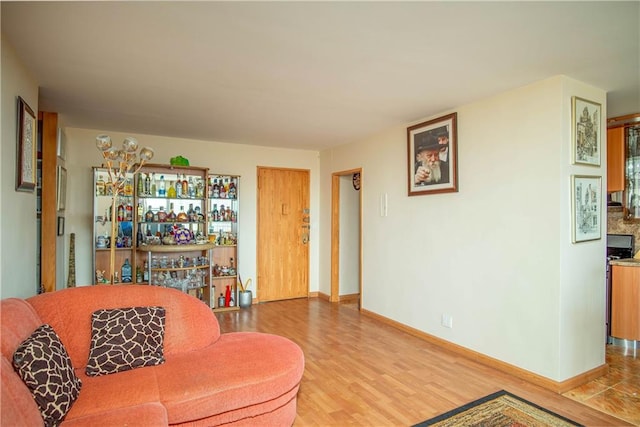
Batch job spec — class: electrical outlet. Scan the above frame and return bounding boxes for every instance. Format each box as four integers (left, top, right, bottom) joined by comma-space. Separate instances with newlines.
441, 314, 453, 328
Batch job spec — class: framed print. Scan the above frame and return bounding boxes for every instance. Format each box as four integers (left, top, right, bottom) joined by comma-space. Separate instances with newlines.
16, 96, 37, 192
572, 96, 601, 166
571, 175, 601, 243
57, 166, 67, 211
57, 216, 65, 236
408, 112, 458, 196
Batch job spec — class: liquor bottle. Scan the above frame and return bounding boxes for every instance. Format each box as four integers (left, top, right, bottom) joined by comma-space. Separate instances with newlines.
143, 260, 149, 282
207, 177, 213, 195
212, 204, 219, 222
144, 173, 151, 196
219, 181, 227, 199
167, 203, 177, 222
121, 259, 132, 283
158, 175, 166, 197
125, 204, 133, 221
219, 204, 226, 221
187, 203, 195, 222
137, 174, 144, 196
137, 203, 144, 222
226, 206, 232, 222
167, 181, 177, 198
188, 177, 195, 198
213, 179, 220, 198
117, 202, 125, 222
224, 178, 230, 197
228, 178, 236, 199
196, 179, 204, 199
124, 178, 133, 196
177, 205, 188, 222
194, 206, 204, 222
151, 173, 157, 197
157, 206, 167, 222
145, 206, 154, 222
181, 174, 188, 197
225, 285, 231, 307
96, 175, 106, 195
137, 227, 143, 246
175, 177, 182, 198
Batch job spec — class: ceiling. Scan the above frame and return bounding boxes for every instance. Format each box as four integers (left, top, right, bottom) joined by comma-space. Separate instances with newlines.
2, 1, 639, 151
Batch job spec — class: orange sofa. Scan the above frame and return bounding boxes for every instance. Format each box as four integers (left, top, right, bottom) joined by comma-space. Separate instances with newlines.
1, 285, 304, 426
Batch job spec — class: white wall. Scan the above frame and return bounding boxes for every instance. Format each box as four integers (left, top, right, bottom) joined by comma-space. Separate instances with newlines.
1, 36, 39, 298
62, 128, 320, 295
339, 175, 360, 295
319, 75, 607, 382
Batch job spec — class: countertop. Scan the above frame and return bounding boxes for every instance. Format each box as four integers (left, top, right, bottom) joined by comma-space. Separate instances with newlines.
609, 258, 640, 267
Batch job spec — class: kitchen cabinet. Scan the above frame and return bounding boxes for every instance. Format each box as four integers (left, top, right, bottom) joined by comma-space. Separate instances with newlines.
611, 263, 640, 341
607, 126, 625, 193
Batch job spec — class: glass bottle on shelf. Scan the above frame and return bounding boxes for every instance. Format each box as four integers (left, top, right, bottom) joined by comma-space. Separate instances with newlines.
151, 173, 157, 197
167, 203, 177, 222
176, 177, 183, 198
212, 204, 219, 221
181, 174, 188, 197
125, 203, 133, 221
167, 181, 177, 198
213, 179, 220, 198
228, 178, 236, 199
121, 259, 132, 283
157, 206, 167, 222
144, 173, 151, 196
188, 177, 195, 198
96, 175, 106, 196
158, 175, 166, 197
117, 202, 125, 222
177, 205, 188, 222
219, 181, 227, 199
145, 206, 154, 222
137, 203, 144, 222
187, 203, 195, 222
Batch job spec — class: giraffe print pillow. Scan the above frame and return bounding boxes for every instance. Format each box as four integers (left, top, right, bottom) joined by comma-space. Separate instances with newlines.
13, 324, 82, 427
85, 306, 166, 377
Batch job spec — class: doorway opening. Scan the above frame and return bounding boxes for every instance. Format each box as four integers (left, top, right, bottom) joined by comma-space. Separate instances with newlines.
330, 169, 362, 308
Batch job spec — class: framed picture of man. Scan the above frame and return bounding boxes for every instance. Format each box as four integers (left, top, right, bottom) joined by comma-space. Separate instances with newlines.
571, 96, 601, 166
407, 112, 458, 196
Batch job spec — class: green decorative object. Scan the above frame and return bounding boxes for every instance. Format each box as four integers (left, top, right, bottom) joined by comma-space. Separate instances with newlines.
170, 156, 190, 166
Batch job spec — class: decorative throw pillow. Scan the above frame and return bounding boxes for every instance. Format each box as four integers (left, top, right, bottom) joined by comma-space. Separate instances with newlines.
85, 306, 165, 376
12, 324, 82, 427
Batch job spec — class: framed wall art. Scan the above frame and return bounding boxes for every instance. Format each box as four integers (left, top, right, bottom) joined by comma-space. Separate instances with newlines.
16, 96, 37, 192
571, 96, 601, 166
407, 112, 458, 196
571, 175, 601, 243
57, 166, 67, 211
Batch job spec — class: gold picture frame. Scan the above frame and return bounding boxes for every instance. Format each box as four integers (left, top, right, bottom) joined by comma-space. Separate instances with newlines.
407, 112, 458, 196
16, 96, 37, 192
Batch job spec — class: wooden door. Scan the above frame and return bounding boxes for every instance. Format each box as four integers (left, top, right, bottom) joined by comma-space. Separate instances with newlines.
257, 167, 310, 301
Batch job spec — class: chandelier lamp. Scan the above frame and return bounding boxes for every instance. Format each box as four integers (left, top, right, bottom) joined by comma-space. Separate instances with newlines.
95, 134, 154, 284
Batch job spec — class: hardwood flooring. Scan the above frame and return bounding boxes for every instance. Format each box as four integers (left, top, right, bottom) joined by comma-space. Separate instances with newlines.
215, 298, 636, 426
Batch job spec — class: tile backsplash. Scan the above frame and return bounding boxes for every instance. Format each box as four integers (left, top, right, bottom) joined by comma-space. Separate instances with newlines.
607, 207, 640, 254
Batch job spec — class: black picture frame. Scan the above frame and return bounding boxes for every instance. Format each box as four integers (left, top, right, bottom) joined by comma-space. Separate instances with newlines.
57, 216, 65, 236
16, 96, 37, 192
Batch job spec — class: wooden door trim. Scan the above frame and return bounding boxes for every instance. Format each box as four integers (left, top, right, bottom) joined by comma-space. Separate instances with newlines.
330, 168, 362, 307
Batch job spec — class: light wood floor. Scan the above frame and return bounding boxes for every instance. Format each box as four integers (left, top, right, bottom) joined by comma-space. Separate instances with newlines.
215, 298, 634, 426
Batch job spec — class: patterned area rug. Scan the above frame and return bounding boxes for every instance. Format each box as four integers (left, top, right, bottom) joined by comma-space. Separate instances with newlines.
414, 390, 584, 427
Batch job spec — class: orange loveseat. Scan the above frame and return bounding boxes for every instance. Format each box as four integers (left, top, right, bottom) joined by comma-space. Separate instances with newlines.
1, 285, 305, 426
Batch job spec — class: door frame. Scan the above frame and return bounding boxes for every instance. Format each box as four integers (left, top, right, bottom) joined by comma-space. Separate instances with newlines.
330, 168, 362, 307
